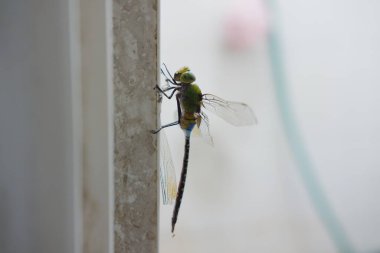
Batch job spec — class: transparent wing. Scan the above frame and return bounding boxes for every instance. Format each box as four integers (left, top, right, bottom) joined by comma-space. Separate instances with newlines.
196, 112, 214, 146
159, 131, 177, 205
190, 113, 214, 146
202, 94, 258, 126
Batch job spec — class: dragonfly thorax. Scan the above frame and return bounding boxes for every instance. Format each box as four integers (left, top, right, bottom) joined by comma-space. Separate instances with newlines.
179, 83, 202, 115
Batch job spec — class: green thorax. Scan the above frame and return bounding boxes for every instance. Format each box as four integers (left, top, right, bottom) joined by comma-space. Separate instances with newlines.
179, 83, 202, 114
174, 66, 203, 133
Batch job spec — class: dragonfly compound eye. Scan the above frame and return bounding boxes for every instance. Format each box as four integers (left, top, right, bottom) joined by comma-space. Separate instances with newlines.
174, 66, 190, 82
180, 72, 196, 84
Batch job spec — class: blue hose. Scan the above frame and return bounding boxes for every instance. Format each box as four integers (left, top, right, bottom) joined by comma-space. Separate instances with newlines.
266, 1, 356, 252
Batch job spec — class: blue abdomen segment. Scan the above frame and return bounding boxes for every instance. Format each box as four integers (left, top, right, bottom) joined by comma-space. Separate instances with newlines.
184, 123, 196, 137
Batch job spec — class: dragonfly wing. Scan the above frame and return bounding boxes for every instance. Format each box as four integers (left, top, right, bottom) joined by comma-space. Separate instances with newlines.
202, 94, 258, 126
159, 131, 177, 205
197, 112, 214, 146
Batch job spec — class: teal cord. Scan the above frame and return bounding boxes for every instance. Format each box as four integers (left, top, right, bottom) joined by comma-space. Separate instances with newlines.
266, 1, 356, 252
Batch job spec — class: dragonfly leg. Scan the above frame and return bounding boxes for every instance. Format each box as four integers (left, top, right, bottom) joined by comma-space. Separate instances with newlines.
150, 121, 179, 134
161, 68, 179, 86
154, 85, 179, 99
151, 94, 182, 134
175, 93, 182, 121
163, 78, 173, 87
161, 63, 179, 85
161, 68, 174, 83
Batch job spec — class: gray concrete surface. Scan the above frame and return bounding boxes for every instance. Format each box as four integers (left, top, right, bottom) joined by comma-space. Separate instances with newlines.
113, 0, 159, 252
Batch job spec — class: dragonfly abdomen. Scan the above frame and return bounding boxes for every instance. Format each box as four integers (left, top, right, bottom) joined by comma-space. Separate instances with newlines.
180, 114, 196, 137
172, 135, 191, 233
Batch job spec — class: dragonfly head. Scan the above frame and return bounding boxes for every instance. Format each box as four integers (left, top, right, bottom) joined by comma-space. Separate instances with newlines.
174, 66, 196, 84
180, 72, 196, 84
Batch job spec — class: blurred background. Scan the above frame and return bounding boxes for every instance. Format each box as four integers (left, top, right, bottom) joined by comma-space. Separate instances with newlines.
1, 0, 380, 252
159, 0, 380, 253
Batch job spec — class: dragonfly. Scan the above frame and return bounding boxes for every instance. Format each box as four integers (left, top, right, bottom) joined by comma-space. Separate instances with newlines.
152, 64, 257, 233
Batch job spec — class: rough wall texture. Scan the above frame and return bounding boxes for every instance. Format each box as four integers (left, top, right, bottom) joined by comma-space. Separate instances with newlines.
113, 0, 158, 252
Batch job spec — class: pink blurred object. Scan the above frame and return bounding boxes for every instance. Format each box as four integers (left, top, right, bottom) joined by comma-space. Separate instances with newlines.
224, 0, 268, 50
